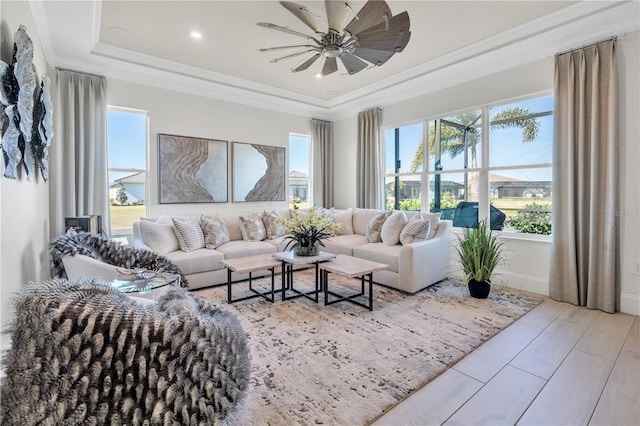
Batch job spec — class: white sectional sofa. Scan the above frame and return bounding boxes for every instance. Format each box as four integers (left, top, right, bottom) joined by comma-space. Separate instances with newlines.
132, 208, 452, 293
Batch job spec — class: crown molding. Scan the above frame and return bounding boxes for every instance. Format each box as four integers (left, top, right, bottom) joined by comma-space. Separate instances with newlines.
29, 0, 639, 121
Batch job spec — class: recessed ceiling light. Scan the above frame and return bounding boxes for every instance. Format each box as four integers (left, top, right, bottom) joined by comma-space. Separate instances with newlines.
190, 30, 203, 40
314, 73, 323, 79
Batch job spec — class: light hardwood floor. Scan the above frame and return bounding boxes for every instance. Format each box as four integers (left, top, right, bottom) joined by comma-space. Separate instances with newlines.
372, 297, 640, 426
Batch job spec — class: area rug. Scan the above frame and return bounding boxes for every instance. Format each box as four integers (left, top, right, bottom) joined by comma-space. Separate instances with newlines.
195, 271, 541, 425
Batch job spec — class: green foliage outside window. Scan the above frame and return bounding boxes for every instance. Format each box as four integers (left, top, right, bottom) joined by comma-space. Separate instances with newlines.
506, 202, 552, 235
115, 182, 128, 205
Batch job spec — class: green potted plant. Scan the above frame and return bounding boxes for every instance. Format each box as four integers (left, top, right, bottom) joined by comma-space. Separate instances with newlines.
277, 206, 343, 256
456, 220, 504, 298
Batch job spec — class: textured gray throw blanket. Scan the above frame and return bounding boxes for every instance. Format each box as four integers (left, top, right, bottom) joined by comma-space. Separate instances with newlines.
0, 278, 250, 425
50, 231, 188, 287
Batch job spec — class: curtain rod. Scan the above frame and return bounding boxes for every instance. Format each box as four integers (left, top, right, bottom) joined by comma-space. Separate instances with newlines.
55, 67, 106, 79
555, 35, 618, 57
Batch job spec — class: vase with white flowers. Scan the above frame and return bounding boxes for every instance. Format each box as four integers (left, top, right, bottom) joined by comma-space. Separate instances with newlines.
277, 206, 343, 256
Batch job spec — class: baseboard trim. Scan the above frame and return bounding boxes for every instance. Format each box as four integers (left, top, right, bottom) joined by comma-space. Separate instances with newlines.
620, 293, 640, 316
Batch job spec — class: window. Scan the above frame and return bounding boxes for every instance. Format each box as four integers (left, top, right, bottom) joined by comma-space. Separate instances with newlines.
384, 94, 553, 235
107, 107, 148, 234
288, 133, 310, 209
383, 123, 423, 210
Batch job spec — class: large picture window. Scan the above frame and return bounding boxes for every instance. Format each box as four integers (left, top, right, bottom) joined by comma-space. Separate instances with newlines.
383, 94, 553, 235
288, 133, 310, 209
107, 107, 148, 234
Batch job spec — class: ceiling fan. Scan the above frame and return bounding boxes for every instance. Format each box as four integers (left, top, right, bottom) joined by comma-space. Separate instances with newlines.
257, 0, 411, 77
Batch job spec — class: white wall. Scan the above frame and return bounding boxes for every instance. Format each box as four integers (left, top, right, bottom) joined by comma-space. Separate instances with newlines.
333, 32, 640, 315
0, 2, 51, 351
107, 80, 310, 218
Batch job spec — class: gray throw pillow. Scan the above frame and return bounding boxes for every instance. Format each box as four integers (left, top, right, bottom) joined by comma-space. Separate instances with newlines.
239, 213, 267, 241
366, 211, 391, 243
200, 215, 230, 249
262, 210, 285, 239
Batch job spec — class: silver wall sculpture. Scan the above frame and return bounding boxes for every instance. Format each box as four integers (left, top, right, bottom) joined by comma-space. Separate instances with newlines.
0, 25, 52, 182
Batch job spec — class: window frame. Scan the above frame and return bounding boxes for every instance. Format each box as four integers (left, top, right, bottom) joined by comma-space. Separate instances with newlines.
107, 105, 150, 235
288, 132, 312, 209
383, 90, 553, 240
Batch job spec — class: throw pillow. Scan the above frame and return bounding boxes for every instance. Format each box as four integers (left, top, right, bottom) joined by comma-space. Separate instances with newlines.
239, 213, 267, 241
381, 211, 408, 246
399, 219, 431, 245
262, 210, 285, 239
366, 211, 391, 243
172, 217, 205, 252
421, 212, 441, 239
139, 220, 180, 254
200, 215, 230, 249
334, 208, 354, 235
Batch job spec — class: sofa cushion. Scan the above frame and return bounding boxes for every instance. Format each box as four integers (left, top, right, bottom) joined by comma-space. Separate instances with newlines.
322, 234, 369, 256
239, 213, 267, 241
139, 220, 180, 254
262, 210, 285, 239
353, 243, 400, 273
264, 236, 291, 252
381, 211, 408, 246
399, 219, 431, 245
353, 208, 386, 235
172, 217, 205, 252
200, 215, 231, 249
216, 240, 276, 259
366, 211, 391, 243
165, 248, 225, 274
331, 208, 354, 235
421, 212, 441, 239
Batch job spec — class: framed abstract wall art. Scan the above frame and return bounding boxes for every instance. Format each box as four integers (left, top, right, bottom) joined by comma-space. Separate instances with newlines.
158, 134, 228, 203
232, 142, 286, 202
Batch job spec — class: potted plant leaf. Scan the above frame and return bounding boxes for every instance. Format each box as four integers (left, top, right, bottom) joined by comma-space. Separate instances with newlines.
277, 206, 343, 256
456, 220, 504, 298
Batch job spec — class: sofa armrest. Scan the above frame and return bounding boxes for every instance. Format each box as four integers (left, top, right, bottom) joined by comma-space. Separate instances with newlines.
397, 220, 452, 292
132, 239, 153, 252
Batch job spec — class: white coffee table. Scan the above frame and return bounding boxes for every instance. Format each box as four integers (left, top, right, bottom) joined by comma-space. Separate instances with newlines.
319, 255, 389, 311
271, 251, 336, 302
221, 254, 282, 303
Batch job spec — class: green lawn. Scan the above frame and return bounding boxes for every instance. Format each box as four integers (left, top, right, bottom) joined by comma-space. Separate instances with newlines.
110, 205, 146, 230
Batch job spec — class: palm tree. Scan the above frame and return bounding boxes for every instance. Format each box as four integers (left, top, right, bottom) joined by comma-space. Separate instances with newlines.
410, 107, 541, 173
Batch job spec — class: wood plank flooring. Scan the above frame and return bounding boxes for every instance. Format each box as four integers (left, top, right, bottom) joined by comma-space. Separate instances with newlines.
372, 297, 640, 426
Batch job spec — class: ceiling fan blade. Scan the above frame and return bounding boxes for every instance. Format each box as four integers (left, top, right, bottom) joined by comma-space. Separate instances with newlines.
355, 12, 410, 51
325, 0, 351, 32
260, 44, 318, 52
257, 22, 317, 41
344, 0, 391, 36
280, 1, 324, 33
339, 52, 369, 74
321, 57, 338, 76
270, 49, 316, 63
352, 48, 395, 66
293, 54, 321, 72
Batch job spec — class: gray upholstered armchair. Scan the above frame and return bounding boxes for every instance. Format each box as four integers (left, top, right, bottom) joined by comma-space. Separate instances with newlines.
0, 278, 250, 424
50, 231, 188, 287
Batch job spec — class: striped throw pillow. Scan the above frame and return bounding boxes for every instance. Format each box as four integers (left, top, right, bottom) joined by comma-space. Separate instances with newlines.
172, 217, 205, 252
399, 219, 431, 245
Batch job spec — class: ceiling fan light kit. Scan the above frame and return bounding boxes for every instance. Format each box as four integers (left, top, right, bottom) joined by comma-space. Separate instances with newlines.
258, 0, 411, 77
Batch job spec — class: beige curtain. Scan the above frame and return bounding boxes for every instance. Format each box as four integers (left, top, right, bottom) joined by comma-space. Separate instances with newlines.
357, 108, 382, 209
549, 39, 618, 313
49, 69, 110, 237
310, 118, 333, 208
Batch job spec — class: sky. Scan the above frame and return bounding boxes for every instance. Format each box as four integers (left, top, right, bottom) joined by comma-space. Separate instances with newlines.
107, 109, 147, 184
383, 95, 553, 182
